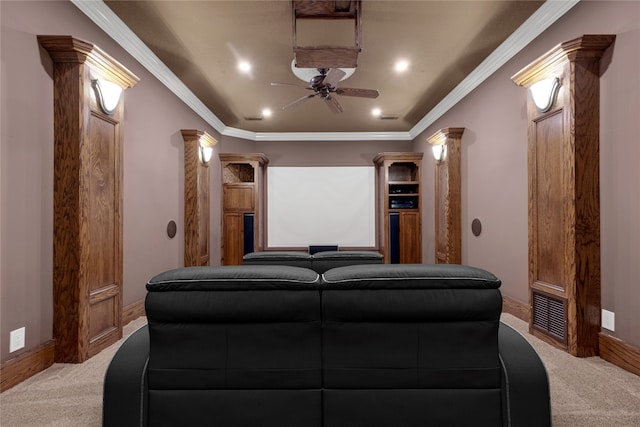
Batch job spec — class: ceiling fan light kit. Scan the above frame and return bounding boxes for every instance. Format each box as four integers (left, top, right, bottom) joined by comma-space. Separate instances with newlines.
291, 59, 355, 83
272, 0, 379, 114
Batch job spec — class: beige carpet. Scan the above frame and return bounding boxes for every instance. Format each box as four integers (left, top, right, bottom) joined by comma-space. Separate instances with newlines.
1, 314, 639, 426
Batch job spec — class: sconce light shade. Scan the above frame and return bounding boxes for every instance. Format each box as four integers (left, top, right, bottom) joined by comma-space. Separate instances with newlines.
432, 143, 446, 162
199, 144, 213, 165
92, 79, 123, 114
530, 77, 560, 113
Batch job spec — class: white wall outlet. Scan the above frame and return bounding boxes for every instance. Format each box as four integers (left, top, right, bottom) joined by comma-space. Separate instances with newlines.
9, 327, 26, 353
602, 309, 615, 332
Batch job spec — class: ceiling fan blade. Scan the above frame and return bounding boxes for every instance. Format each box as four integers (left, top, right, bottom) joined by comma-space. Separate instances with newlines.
323, 95, 344, 114
323, 68, 346, 88
335, 87, 380, 98
271, 82, 311, 90
282, 93, 317, 110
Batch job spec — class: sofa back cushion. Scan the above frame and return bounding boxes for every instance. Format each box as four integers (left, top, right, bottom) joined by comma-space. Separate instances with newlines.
242, 251, 313, 269
321, 264, 504, 426
311, 250, 383, 273
321, 264, 503, 389
145, 265, 322, 391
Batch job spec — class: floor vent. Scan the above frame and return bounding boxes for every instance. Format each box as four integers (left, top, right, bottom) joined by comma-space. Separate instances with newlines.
532, 290, 567, 343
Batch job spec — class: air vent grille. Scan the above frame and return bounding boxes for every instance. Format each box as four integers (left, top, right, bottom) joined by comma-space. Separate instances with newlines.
532, 290, 567, 343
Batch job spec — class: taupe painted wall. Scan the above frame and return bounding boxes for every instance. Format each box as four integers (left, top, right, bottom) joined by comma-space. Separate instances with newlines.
1, 0, 638, 365
0, 0, 223, 362
0, 2, 410, 363
414, 0, 640, 347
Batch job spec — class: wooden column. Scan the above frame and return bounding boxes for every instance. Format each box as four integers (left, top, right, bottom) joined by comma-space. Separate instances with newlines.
428, 127, 464, 264
39, 36, 139, 362
512, 35, 614, 357
182, 130, 217, 267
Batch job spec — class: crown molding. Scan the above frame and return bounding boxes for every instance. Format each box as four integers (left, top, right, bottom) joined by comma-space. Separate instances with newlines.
221, 126, 412, 142
71, 0, 226, 133
408, 0, 580, 139
72, 0, 579, 142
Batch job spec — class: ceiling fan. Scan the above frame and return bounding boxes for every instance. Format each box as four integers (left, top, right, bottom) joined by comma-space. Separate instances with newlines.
271, 68, 379, 113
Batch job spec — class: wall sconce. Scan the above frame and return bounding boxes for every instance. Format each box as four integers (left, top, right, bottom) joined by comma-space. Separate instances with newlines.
198, 142, 213, 165
92, 79, 123, 114
432, 143, 447, 163
530, 77, 560, 113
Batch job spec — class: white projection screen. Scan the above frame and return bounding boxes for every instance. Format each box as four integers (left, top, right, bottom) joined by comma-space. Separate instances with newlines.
267, 166, 376, 248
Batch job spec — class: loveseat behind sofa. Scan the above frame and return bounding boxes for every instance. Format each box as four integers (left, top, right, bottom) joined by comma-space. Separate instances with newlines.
103, 264, 551, 427
242, 250, 383, 273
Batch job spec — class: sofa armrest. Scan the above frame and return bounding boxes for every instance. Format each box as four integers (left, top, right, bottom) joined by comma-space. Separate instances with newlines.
499, 322, 551, 427
103, 325, 149, 427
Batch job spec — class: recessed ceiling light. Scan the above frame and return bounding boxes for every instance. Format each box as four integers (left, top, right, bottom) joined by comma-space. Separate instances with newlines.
262, 108, 272, 118
371, 108, 381, 117
395, 60, 409, 73
238, 61, 251, 73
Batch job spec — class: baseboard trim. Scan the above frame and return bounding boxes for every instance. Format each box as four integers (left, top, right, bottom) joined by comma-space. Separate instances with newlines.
502, 296, 530, 323
599, 332, 640, 377
1, 301, 146, 392
122, 299, 146, 325
0, 340, 55, 392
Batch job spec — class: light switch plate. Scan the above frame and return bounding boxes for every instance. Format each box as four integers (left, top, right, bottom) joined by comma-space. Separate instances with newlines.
9, 327, 26, 353
602, 309, 615, 332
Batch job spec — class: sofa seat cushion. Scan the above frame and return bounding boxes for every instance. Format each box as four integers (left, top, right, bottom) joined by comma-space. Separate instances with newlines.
312, 250, 383, 273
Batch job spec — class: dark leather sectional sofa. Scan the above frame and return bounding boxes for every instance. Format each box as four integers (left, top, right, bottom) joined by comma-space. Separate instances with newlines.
103, 263, 551, 427
242, 250, 383, 273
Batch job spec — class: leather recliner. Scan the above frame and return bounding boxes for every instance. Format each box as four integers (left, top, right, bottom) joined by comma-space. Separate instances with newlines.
103, 264, 551, 427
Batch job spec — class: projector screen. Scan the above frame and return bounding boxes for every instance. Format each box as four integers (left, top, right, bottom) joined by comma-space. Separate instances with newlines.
267, 166, 376, 248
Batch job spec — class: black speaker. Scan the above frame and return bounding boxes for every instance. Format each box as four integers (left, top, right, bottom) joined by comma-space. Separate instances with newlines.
389, 212, 400, 264
243, 213, 254, 255
309, 245, 338, 254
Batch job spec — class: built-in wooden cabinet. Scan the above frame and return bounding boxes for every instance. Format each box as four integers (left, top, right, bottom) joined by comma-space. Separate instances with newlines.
38, 36, 139, 363
374, 152, 423, 263
219, 154, 268, 265
512, 35, 614, 357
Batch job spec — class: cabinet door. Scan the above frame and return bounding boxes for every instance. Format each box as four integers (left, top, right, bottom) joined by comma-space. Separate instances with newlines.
223, 184, 254, 210
222, 212, 243, 265
400, 211, 421, 263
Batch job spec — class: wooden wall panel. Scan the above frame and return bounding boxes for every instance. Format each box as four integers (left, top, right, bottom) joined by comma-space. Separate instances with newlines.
533, 111, 566, 289
88, 114, 117, 290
